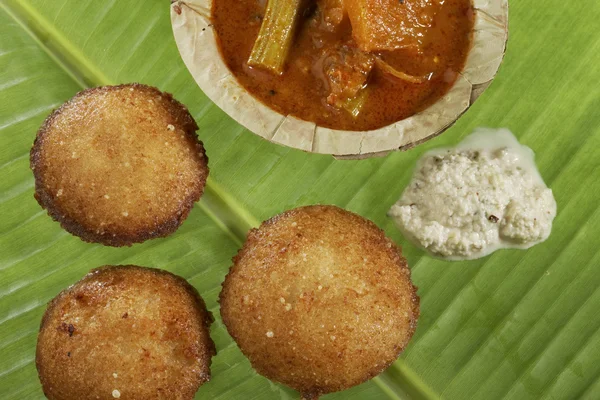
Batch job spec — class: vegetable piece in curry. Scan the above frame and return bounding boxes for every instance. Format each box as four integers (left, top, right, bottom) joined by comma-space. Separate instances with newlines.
212, 0, 474, 131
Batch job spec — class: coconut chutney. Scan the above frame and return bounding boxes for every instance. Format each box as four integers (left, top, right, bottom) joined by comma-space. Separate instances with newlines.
388, 128, 557, 260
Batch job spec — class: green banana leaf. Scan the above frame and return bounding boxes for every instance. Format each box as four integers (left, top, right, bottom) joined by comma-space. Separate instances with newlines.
1, 0, 600, 398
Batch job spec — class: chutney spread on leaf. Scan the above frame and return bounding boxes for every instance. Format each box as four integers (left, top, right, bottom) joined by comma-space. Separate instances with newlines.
212, 0, 474, 131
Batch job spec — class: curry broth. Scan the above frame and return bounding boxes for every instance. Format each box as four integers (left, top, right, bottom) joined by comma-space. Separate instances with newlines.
212, 0, 474, 131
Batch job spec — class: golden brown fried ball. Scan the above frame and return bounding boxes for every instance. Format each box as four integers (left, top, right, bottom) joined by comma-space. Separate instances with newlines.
36, 265, 216, 400
31, 84, 208, 246
220, 205, 420, 399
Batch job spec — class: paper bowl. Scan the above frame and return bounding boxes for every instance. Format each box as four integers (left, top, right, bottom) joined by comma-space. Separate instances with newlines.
171, 0, 508, 158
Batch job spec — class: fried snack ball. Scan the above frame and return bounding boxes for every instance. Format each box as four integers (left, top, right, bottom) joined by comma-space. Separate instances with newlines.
30, 84, 208, 246
36, 265, 216, 400
220, 205, 419, 398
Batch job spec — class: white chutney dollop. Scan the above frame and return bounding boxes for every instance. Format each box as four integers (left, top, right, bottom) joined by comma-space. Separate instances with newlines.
389, 128, 557, 260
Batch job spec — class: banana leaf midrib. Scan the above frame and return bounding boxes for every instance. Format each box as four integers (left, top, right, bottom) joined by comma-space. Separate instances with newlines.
0, 1, 436, 398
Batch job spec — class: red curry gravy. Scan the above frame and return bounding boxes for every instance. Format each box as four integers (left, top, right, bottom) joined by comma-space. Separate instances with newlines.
212, 0, 474, 131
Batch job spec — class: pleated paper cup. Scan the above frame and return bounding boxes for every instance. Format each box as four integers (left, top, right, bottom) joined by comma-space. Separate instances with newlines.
171, 0, 508, 158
